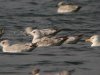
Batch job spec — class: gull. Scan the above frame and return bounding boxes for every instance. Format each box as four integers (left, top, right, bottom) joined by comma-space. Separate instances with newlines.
85, 35, 100, 47
32, 68, 72, 75
24, 26, 72, 37
64, 34, 83, 44
30, 29, 68, 47
0, 40, 36, 53
57, 1, 81, 14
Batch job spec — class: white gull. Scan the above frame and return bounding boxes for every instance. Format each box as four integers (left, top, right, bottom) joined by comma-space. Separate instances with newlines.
85, 34, 100, 47
57, 1, 81, 14
0, 40, 36, 53
24, 27, 72, 37
64, 34, 83, 44
32, 68, 72, 75
25, 27, 57, 37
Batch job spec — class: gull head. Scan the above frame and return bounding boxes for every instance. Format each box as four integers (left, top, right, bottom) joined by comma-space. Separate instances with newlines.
58, 1, 65, 6
0, 40, 10, 47
32, 68, 40, 75
85, 35, 100, 46
30, 29, 43, 39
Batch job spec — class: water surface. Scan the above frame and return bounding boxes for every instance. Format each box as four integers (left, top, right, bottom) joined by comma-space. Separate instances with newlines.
0, 0, 100, 75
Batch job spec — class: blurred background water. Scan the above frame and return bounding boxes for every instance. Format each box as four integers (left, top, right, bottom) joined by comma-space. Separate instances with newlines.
0, 0, 100, 75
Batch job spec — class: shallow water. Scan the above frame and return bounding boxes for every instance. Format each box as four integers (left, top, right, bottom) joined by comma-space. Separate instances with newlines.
0, 0, 100, 75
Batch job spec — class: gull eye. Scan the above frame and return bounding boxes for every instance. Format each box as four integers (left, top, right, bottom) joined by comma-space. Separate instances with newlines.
2, 41, 5, 44
33, 31, 35, 33
91, 37, 94, 39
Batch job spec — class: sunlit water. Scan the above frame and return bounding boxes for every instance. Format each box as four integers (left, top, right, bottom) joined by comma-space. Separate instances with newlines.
0, 0, 100, 75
